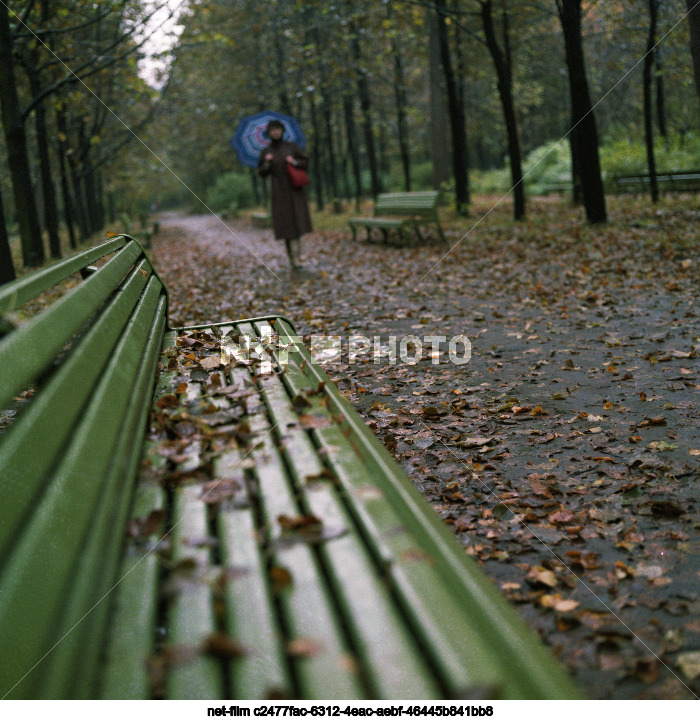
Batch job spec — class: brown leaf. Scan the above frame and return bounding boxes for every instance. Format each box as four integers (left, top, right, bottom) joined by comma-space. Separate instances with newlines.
286, 639, 322, 657
156, 394, 179, 409
277, 514, 323, 532
638, 416, 666, 427
126, 509, 165, 538
526, 566, 558, 588
200, 477, 243, 504
298, 414, 331, 429
269, 566, 293, 591
549, 509, 575, 525
203, 633, 249, 659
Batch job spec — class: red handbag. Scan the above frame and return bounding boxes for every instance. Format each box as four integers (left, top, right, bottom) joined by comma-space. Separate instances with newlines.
286, 162, 311, 188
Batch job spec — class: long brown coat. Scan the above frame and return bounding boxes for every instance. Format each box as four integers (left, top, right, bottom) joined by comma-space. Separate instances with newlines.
258, 140, 313, 240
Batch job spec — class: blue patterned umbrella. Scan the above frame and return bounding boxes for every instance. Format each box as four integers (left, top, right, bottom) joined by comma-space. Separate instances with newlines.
231, 110, 306, 168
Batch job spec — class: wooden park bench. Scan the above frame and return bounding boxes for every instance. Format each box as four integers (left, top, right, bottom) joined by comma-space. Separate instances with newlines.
349, 191, 447, 245
611, 170, 700, 195
0, 236, 579, 700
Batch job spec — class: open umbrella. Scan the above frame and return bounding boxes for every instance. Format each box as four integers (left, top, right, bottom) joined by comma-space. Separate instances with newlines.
231, 110, 306, 168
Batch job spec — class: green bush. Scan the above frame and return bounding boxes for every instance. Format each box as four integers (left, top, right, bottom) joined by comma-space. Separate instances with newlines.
600, 132, 700, 176
470, 167, 511, 194
205, 172, 256, 213
521, 141, 572, 194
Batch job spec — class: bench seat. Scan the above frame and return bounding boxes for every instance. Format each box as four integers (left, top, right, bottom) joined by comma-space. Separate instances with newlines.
0, 237, 579, 700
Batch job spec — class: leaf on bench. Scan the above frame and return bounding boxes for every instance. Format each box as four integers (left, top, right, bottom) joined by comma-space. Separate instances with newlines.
286, 638, 322, 658
199, 477, 243, 504
203, 632, 250, 659
269, 565, 293, 591
277, 513, 323, 532
125, 509, 166, 538
298, 413, 331, 429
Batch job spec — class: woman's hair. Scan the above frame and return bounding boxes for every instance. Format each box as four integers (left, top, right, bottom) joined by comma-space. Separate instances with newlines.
267, 119, 285, 133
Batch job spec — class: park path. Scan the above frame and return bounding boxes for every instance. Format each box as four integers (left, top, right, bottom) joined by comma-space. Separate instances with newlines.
151, 207, 700, 700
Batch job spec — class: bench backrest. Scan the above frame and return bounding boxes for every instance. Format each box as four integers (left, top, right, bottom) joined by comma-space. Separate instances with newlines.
374, 190, 440, 216
0, 236, 168, 698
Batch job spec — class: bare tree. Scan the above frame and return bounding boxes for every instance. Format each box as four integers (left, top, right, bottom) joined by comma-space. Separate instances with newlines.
556, 0, 607, 224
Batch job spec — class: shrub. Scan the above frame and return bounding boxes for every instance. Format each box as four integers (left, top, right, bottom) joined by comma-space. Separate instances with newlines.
205, 172, 256, 213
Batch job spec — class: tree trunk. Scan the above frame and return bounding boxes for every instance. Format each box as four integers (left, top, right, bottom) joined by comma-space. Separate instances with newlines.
688, 0, 700, 107
557, 0, 607, 224
0, 184, 16, 285
435, 0, 470, 214
55, 105, 77, 248
428, 11, 451, 190
24, 54, 62, 258
391, 36, 412, 191
344, 93, 362, 208
655, 45, 667, 139
0, 7, 45, 267
309, 92, 325, 211
644, 0, 660, 203
70, 158, 90, 242
481, 1, 525, 220
351, 22, 382, 198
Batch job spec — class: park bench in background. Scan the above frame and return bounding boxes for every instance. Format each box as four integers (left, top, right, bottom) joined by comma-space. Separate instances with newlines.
251, 211, 271, 227
0, 236, 578, 700
611, 170, 700, 194
349, 190, 447, 245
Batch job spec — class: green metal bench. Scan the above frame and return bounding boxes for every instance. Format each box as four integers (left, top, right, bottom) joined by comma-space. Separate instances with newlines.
611, 170, 700, 194
0, 236, 579, 700
349, 191, 447, 245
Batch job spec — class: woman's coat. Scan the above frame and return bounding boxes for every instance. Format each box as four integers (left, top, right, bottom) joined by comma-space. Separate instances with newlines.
258, 140, 313, 240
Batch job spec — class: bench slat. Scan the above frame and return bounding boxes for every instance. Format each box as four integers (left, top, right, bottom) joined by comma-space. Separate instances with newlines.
0, 281, 164, 698
0, 261, 151, 560
61, 297, 168, 699
270, 356, 444, 699
0, 241, 143, 410
249, 381, 365, 699
0, 236, 128, 315
99, 485, 166, 699
166, 485, 225, 699
212, 396, 291, 699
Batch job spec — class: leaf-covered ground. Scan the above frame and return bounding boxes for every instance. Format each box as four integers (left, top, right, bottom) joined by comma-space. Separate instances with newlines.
148, 196, 700, 700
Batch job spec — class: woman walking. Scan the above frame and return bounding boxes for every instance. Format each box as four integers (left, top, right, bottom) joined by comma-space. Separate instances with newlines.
258, 119, 312, 270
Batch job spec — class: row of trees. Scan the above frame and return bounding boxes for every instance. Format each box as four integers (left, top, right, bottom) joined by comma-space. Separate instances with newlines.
2, 1, 700, 284
0, 0, 179, 283
160, 0, 699, 224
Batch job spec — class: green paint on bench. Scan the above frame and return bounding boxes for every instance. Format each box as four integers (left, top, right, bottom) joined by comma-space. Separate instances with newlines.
0, 237, 580, 699
349, 191, 447, 244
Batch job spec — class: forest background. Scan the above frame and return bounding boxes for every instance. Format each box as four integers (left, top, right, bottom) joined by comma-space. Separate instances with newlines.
1, 0, 700, 283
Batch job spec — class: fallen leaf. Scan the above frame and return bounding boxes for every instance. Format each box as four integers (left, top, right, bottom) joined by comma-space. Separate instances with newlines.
286, 639, 322, 657
269, 566, 293, 591
526, 566, 558, 588
298, 414, 331, 429
676, 651, 700, 680
456, 436, 495, 448
277, 514, 323, 532
203, 633, 249, 658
